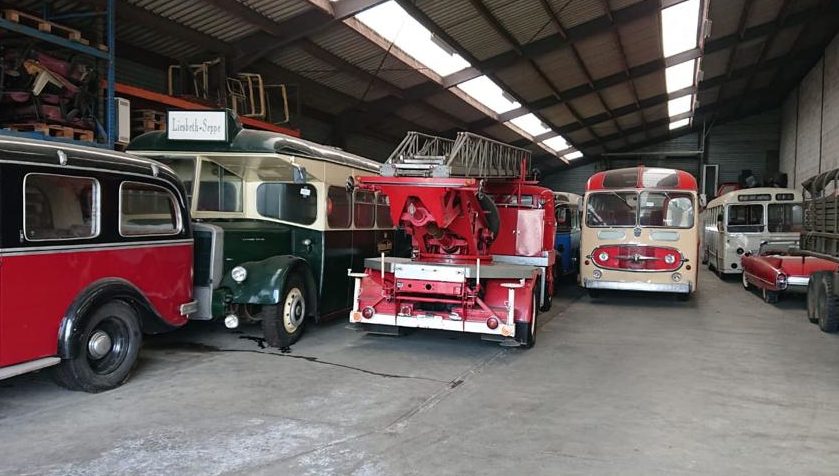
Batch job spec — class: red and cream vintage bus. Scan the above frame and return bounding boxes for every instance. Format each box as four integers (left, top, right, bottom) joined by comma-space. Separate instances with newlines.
0, 136, 195, 392
580, 166, 699, 299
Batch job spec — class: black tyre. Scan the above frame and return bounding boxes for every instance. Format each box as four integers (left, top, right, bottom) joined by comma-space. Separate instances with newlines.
53, 300, 142, 393
676, 292, 690, 302
807, 274, 820, 324
588, 288, 601, 299
762, 288, 779, 304
540, 274, 553, 312
261, 273, 310, 347
816, 272, 839, 333
517, 291, 537, 349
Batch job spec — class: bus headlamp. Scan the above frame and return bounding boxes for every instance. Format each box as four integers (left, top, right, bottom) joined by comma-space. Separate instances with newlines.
231, 266, 248, 283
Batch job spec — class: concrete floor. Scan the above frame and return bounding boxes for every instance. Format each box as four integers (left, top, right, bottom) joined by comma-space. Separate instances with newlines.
3, 268, 839, 475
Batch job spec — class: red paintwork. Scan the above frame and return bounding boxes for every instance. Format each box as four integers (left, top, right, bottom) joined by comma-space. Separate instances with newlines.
741, 252, 839, 292
591, 245, 683, 272
586, 166, 698, 192
0, 243, 193, 367
355, 175, 555, 327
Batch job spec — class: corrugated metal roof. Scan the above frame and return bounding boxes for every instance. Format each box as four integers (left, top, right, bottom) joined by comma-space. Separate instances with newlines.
493, 64, 555, 102
128, 0, 258, 42
541, 103, 577, 127
118, 23, 203, 60
483, 0, 560, 45
552, 0, 607, 29
598, 82, 637, 110
616, 111, 645, 130
616, 15, 662, 66
533, 47, 590, 90
632, 72, 665, 100
415, 0, 511, 61
574, 33, 627, 80
239, 0, 314, 23
707, 0, 747, 40
423, 92, 486, 123
744, 0, 784, 30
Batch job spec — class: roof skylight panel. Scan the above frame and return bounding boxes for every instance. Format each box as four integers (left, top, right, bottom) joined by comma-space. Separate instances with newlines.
508, 113, 551, 137
661, 0, 700, 58
541, 136, 570, 153
456, 75, 521, 114
665, 59, 696, 93
355, 1, 470, 77
669, 118, 690, 130
563, 151, 584, 160
668, 95, 693, 116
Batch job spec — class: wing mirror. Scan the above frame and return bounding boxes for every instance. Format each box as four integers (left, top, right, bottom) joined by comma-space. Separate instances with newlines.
293, 164, 307, 184
699, 193, 707, 208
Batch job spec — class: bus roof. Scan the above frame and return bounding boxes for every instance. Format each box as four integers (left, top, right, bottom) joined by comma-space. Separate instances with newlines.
128, 113, 382, 174
585, 166, 697, 192
705, 187, 802, 208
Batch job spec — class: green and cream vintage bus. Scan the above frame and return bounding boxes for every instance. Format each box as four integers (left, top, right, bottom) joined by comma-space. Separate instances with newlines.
128, 111, 396, 347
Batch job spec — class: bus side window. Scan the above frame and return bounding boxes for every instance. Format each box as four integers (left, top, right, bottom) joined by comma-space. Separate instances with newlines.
716, 212, 724, 231
327, 185, 351, 229
353, 190, 375, 229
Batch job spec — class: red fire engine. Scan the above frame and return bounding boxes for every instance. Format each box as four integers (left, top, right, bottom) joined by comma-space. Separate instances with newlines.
349, 132, 556, 347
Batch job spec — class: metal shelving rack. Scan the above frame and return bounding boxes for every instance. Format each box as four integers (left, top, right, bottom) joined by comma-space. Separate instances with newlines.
0, 0, 116, 148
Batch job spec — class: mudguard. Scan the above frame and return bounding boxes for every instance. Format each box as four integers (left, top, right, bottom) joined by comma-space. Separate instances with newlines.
221, 255, 318, 319
58, 278, 176, 359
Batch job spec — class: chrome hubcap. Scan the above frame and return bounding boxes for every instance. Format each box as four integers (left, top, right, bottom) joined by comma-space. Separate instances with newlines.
88, 330, 113, 360
283, 288, 305, 333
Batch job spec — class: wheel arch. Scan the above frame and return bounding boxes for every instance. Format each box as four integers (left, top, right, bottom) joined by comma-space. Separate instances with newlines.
58, 278, 173, 360
222, 255, 319, 322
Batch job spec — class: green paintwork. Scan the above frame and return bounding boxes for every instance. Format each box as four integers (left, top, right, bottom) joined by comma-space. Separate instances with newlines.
220, 255, 307, 305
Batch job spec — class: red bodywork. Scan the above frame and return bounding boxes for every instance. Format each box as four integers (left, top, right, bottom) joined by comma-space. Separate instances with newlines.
741, 252, 839, 292
0, 243, 193, 367
352, 175, 555, 334
586, 166, 698, 192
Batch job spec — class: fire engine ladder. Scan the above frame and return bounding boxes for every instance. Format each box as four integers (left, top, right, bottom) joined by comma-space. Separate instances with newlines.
381, 131, 530, 178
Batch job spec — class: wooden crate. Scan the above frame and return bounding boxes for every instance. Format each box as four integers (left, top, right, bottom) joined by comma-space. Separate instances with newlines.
131, 109, 166, 134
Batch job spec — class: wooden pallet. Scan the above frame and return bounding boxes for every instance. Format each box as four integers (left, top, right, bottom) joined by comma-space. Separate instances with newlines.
131, 109, 166, 133
6, 122, 95, 142
2, 9, 108, 51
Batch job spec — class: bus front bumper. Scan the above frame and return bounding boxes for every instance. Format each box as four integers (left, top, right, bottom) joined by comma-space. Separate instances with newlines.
583, 279, 692, 294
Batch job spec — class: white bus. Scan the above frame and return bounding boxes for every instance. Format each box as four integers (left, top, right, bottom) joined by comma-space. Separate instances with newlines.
701, 187, 803, 274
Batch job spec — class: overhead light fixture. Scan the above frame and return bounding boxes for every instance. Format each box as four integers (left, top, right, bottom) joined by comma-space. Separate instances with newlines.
661, 0, 700, 57
669, 118, 690, 130
457, 75, 521, 114
355, 1, 469, 76
668, 95, 693, 117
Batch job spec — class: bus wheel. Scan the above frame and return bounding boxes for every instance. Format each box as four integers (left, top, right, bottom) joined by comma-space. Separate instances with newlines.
262, 273, 309, 347
762, 289, 779, 304
815, 272, 839, 333
517, 291, 537, 349
53, 301, 142, 393
540, 275, 553, 312
807, 275, 819, 323
588, 288, 600, 299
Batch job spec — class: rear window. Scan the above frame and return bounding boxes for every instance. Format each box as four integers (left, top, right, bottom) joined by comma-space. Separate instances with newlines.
24, 174, 99, 241
601, 169, 638, 188
256, 183, 317, 225
120, 182, 180, 236
354, 190, 375, 229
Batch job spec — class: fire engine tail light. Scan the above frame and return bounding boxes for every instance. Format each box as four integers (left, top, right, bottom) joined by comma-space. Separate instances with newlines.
486, 317, 499, 329
361, 306, 375, 319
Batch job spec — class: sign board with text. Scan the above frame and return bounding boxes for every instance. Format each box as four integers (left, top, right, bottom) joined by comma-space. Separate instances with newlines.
167, 110, 228, 141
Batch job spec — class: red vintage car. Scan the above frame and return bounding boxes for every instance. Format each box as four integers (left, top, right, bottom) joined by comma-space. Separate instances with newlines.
741, 243, 839, 303
0, 137, 196, 392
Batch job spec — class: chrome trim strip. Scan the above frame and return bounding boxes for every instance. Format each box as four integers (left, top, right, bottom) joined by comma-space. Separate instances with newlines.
787, 276, 809, 286
584, 279, 691, 293
0, 239, 192, 256
0, 357, 61, 381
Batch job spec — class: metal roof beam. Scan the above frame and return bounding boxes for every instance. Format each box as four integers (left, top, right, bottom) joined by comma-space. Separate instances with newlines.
230, 0, 391, 71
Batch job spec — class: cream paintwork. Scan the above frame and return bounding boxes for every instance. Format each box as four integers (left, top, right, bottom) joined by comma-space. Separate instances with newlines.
580, 190, 699, 294
130, 151, 388, 233
700, 187, 802, 275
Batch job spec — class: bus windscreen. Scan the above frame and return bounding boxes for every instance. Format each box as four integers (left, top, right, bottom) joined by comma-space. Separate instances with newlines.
767, 203, 803, 232
586, 191, 694, 228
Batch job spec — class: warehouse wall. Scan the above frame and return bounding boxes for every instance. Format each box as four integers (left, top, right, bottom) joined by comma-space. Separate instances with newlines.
540, 110, 781, 195
779, 33, 839, 187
